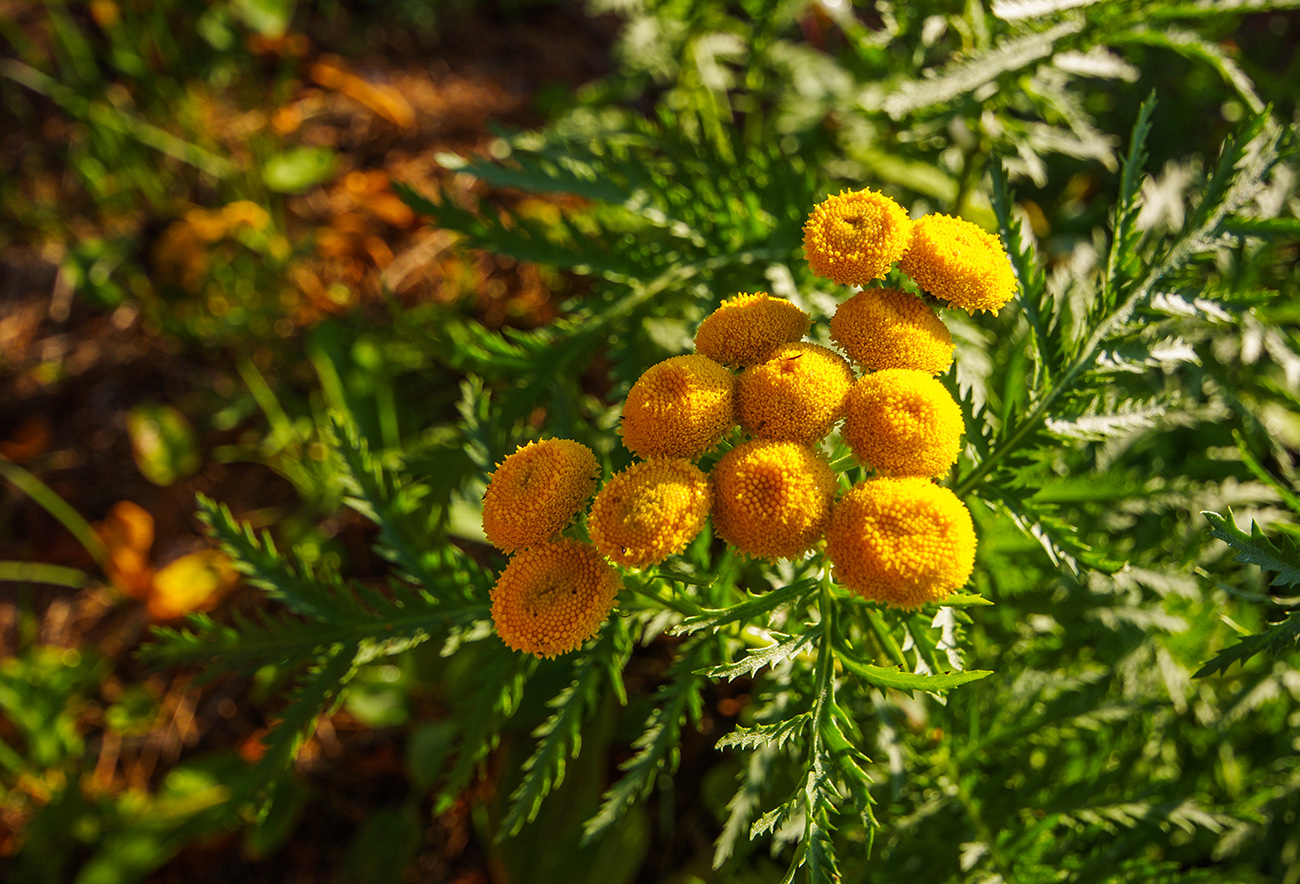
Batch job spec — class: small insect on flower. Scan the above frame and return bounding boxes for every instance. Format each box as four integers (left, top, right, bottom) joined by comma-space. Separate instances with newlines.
841, 369, 963, 478
619, 354, 737, 460
824, 477, 976, 609
898, 213, 1017, 314
481, 438, 600, 553
803, 188, 913, 287
830, 287, 954, 375
736, 342, 855, 444
694, 292, 811, 367
490, 539, 622, 658
588, 458, 711, 567
710, 439, 837, 560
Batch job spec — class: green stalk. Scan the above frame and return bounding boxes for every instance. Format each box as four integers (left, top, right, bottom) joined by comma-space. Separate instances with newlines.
0, 456, 109, 573
0, 561, 88, 588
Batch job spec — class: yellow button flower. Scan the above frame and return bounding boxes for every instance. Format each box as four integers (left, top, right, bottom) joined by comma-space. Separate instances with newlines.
737, 343, 855, 444
694, 292, 811, 367
588, 458, 711, 567
620, 354, 737, 460
482, 439, 600, 553
491, 539, 622, 658
830, 287, 954, 376
898, 213, 1017, 314
803, 188, 913, 287
842, 369, 963, 478
710, 439, 837, 560
825, 477, 976, 609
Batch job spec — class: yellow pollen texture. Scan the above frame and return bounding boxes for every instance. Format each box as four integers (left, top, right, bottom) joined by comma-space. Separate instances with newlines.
830, 287, 954, 376
694, 292, 811, 367
620, 355, 737, 460
825, 478, 976, 609
588, 458, 711, 567
803, 188, 913, 287
842, 369, 963, 478
898, 213, 1017, 314
710, 439, 837, 560
737, 342, 855, 444
482, 438, 600, 553
491, 539, 622, 658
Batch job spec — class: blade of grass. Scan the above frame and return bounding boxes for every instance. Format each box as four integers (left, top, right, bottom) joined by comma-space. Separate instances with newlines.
0, 455, 109, 572
0, 561, 89, 588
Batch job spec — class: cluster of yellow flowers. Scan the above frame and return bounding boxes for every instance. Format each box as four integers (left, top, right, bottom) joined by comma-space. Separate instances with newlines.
481, 188, 1015, 657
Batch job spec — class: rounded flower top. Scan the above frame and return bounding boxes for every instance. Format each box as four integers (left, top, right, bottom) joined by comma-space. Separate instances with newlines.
588, 458, 711, 568
482, 439, 600, 553
620, 354, 737, 460
824, 477, 976, 609
710, 439, 837, 560
830, 287, 954, 376
694, 292, 811, 367
841, 369, 963, 478
737, 343, 855, 444
490, 539, 622, 658
898, 213, 1016, 314
803, 188, 913, 287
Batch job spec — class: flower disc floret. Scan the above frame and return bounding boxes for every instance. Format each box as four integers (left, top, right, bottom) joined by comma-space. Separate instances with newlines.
803, 188, 913, 287
620, 355, 737, 460
830, 287, 954, 375
825, 478, 976, 609
898, 213, 1016, 314
588, 459, 711, 567
491, 540, 622, 658
842, 369, 963, 478
694, 292, 811, 367
482, 439, 600, 552
710, 440, 837, 560
737, 343, 855, 443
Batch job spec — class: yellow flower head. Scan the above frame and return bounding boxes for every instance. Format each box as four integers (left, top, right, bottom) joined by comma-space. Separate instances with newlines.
824, 477, 976, 609
737, 343, 856, 444
710, 439, 837, 560
588, 458, 711, 567
620, 355, 737, 460
491, 539, 622, 658
803, 188, 913, 287
694, 292, 811, 367
482, 439, 600, 553
898, 213, 1016, 314
842, 369, 963, 478
830, 287, 954, 376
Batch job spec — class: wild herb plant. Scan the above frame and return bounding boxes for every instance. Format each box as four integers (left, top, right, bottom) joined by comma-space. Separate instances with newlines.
144, 86, 1300, 882
135, 3, 1300, 882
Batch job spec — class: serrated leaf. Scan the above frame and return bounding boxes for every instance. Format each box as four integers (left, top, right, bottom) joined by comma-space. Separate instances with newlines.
672, 578, 817, 636
582, 639, 708, 844
1193, 608, 1300, 677
498, 620, 630, 839
877, 20, 1083, 119
704, 629, 820, 681
1203, 510, 1300, 590
716, 713, 811, 751
1044, 402, 1168, 441
836, 650, 992, 695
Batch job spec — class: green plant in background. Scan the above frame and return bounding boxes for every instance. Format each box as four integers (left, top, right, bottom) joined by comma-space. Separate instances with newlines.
146, 79, 1300, 881
6, 0, 1297, 881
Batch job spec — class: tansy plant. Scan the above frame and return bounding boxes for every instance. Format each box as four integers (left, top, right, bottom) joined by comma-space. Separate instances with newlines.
144, 94, 1300, 883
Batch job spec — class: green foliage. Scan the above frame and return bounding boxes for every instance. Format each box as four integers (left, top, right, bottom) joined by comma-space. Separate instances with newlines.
109, 1, 1300, 882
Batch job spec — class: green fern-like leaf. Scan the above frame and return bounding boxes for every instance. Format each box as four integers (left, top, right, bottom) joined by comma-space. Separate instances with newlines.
1203, 510, 1300, 590
876, 20, 1085, 120
497, 619, 632, 839
1193, 608, 1300, 678
581, 636, 711, 844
